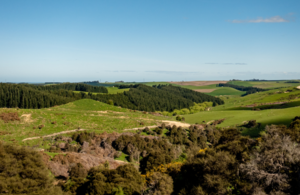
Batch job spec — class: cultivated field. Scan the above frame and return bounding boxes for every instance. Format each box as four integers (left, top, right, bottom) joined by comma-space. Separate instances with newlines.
169, 81, 227, 86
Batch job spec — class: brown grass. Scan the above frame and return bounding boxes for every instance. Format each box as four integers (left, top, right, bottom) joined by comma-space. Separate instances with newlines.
0, 112, 20, 123
169, 81, 227, 86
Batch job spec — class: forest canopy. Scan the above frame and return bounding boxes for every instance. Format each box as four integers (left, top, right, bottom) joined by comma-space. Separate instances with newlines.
0, 83, 223, 112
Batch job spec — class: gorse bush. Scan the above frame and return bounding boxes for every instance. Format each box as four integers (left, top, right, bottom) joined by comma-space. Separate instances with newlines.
0, 142, 64, 195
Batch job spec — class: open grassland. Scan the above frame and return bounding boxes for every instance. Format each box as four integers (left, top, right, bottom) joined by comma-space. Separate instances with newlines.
250, 81, 300, 89
213, 86, 300, 111
227, 80, 300, 89
106, 87, 130, 94
74, 87, 130, 95
184, 106, 299, 132
206, 87, 245, 96
169, 81, 227, 86
183, 86, 300, 136
0, 99, 170, 148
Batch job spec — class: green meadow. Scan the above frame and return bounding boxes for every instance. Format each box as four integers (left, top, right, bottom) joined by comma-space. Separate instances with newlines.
0, 99, 169, 148
182, 86, 300, 136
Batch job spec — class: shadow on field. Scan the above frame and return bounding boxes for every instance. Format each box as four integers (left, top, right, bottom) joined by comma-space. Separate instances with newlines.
241, 118, 295, 138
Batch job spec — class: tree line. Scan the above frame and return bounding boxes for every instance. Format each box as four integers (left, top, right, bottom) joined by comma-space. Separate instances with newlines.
23, 83, 108, 93
0, 83, 223, 112
217, 83, 267, 95
0, 83, 81, 109
92, 84, 224, 112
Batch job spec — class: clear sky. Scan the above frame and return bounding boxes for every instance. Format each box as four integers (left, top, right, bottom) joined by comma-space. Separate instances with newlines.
0, 0, 299, 82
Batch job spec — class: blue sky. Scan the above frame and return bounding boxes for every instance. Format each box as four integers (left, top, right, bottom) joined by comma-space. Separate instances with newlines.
0, 0, 299, 82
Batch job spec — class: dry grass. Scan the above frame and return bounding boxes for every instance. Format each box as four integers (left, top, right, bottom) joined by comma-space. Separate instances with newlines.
169, 81, 227, 86
194, 89, 216, 93
0, 112, 20, 123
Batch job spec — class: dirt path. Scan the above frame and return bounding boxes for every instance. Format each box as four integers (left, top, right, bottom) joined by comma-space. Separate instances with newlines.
22, 129, 87, 141
22, 120, 191, 141
123, 120, 191, 131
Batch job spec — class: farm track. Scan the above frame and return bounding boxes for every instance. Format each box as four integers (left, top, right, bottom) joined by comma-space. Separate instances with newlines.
123, 120, 191, 131
22, 120, 191, 141
22, 129, 87, 141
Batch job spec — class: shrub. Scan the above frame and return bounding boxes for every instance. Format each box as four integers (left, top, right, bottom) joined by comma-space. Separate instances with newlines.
69, 163, 88, 179
107, 99, 114, 105
86, 164, 144, 195
0, 142, 64, 194
176, 116, 182, 121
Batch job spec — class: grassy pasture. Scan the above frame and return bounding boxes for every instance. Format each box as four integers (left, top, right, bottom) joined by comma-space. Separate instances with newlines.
249, 81, 300, 89
106, 87, 130, 94
74, 87, 130, 95
184, 106, 299, 135
212, 87, 300, 111
0, 99, 169, 148
227, 80, 300, 89
206, 87, 245, 96
182, 86, 300, 136
227, 81, 254, 87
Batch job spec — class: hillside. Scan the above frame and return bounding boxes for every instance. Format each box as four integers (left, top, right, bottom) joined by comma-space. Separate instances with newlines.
183, 86, 300, 136
0, 99, 175, 147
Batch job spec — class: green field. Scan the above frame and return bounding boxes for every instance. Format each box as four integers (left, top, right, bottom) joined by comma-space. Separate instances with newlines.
184, 107, 298, 128
0, 99, 169, 148
227, 80, 300, 89
182, 86, 300, 136
106, 87, 130, 94
74, 87, 130, 95
206, 87, 245, 96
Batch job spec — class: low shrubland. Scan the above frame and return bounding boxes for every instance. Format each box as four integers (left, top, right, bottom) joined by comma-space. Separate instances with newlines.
2, 118, 300, 194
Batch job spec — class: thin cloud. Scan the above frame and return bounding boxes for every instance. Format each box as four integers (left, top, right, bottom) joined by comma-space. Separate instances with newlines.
230, 16, 289, 23
146, 71, 199, 74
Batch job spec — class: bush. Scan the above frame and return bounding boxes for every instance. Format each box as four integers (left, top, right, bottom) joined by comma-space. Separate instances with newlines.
86, 164, 144, 195
107, 99, 114, 105
69, 163, 88, 179
176, 116, 182, 121
0, 142, 64, 194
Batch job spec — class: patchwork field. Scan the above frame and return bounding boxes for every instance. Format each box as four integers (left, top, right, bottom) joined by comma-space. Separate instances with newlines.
169, 81, 227, 86
227, 80, 300, 89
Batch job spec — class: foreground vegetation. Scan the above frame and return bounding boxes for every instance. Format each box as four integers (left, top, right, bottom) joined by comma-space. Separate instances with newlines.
2, 116, 300, 194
